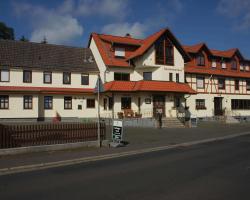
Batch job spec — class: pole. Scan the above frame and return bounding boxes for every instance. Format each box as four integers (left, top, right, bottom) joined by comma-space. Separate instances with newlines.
97, 75, 101, 147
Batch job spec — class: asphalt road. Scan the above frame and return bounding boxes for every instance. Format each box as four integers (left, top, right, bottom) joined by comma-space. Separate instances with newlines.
1, 135, 250, 200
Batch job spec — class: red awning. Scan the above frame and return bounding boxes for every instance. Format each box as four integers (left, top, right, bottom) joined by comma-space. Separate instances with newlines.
0, 86, 94, 94
104, 80, 196, 94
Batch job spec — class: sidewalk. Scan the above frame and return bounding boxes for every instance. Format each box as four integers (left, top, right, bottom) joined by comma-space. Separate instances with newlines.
1, 121, 250, 171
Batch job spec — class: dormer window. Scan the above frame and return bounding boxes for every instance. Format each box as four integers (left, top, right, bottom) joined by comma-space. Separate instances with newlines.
212, 60, 217, 68
231, 59, 237, 70
221, 60, 226, 69
155, 37, 174, 65
114, 48, 125, 57
240, 63, 245, 71
196, 53, 205, 66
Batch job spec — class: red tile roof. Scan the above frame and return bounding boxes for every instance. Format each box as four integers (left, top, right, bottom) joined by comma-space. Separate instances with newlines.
126, 29, 166, 60
183, 43, 205, 53
99, 34, 143, 46
89, 28, 190, 67
104, 80, 196, 94
0, 86, 94, 94
185, 66, 250, 78
210, 48, 238, 58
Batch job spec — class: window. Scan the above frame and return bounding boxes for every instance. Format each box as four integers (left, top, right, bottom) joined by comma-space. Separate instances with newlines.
231, 99, 250, 110
218, 78, 225, 89
196, 99, 206, 110
23, 70, 32, 83
114, 73, 130, 81
0, 95, 9, 109
44, 96, 53, 109
246, 80, 250, 91
114, 48, 125, 57
196, 53, 205, 66
63, 72, 71, 84
23, 95, 32, 109
235, 80, 239, 91
212, 60, 217, 68
64, 96, 72, 109
108, 97, 113, 110
103, 98, 107, 110
155, 37, 174, 65
169, 73, 173, 82
43, 72, 52, 84
0, 69, 10, 82
231, 59, 237, 70
121, 97, 131, 109
221, 61, 226, 69
81, 74, 89, 85
196, 76, 205, 89
240, 63, 245, 71
87, 99, 95, 108
176, 73, 179, 82
143, 72, 152, 80
78, 105, 82, 110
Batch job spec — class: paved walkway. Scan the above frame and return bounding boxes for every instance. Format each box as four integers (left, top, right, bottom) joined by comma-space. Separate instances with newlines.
1, 121, 250, 170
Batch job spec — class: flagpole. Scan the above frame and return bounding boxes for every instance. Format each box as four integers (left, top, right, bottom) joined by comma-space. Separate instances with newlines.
97, 74, 101, 147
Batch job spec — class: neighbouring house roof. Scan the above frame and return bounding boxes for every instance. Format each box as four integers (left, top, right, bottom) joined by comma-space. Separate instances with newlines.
184, 43, 245, 60
104, 80, 196, 94
0, 86, 94, 94
89, 28, 190, 68
185, 66, 250, 78
0, 39, 99, 72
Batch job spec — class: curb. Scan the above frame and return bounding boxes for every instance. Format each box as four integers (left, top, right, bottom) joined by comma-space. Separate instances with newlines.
0, 131, 250, 176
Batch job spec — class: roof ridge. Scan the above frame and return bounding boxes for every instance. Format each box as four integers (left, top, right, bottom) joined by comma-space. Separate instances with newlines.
96, 33, 143, 41
0, 39, 86, 50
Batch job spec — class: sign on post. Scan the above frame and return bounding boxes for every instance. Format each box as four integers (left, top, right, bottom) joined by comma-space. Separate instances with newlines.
112, 120, 123, 143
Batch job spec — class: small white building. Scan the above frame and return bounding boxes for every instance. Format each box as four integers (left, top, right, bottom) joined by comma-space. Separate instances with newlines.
0, 40, 99, 121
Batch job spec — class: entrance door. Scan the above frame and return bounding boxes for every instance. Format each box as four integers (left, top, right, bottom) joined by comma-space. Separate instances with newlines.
153, 95, 165, 117
214, 97, 223, 116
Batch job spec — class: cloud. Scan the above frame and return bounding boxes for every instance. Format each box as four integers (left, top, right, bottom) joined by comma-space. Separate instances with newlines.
12, 0, 130, 44
12, 1, 83, 44
217, 0, 250, 30
101, 22, 147, 38
76, 0, 129, 19
100, 0, 185, 38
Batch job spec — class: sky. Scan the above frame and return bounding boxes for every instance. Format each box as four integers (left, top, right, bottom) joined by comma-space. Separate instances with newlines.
1, 0, 250, 58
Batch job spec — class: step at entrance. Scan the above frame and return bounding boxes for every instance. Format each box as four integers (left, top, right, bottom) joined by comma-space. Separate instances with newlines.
160, 117, 185, 128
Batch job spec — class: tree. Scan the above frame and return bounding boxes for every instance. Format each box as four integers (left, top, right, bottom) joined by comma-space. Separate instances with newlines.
20, 35, 29, 42
0, 22, 14, 40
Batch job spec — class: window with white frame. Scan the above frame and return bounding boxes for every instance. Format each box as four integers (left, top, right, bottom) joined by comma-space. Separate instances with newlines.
240, 63, 245, 71
218, 78, 225, 89
114, 48, 125, 57
212, 60, 217, 68
221, 61, 226, 69
0, 69, 10, 82
196, 76, 205, 89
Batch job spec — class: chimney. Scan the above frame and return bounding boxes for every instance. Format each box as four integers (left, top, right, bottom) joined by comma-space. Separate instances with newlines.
125, 33, 131, 38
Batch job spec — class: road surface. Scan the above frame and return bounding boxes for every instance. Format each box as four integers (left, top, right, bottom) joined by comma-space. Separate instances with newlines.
0, 135, 250, 200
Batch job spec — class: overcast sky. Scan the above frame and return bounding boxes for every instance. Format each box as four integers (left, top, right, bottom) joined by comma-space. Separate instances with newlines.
1, 0, 250, 58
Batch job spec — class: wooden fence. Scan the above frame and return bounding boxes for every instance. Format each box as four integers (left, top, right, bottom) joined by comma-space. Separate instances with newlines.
0, 122, 106, 149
